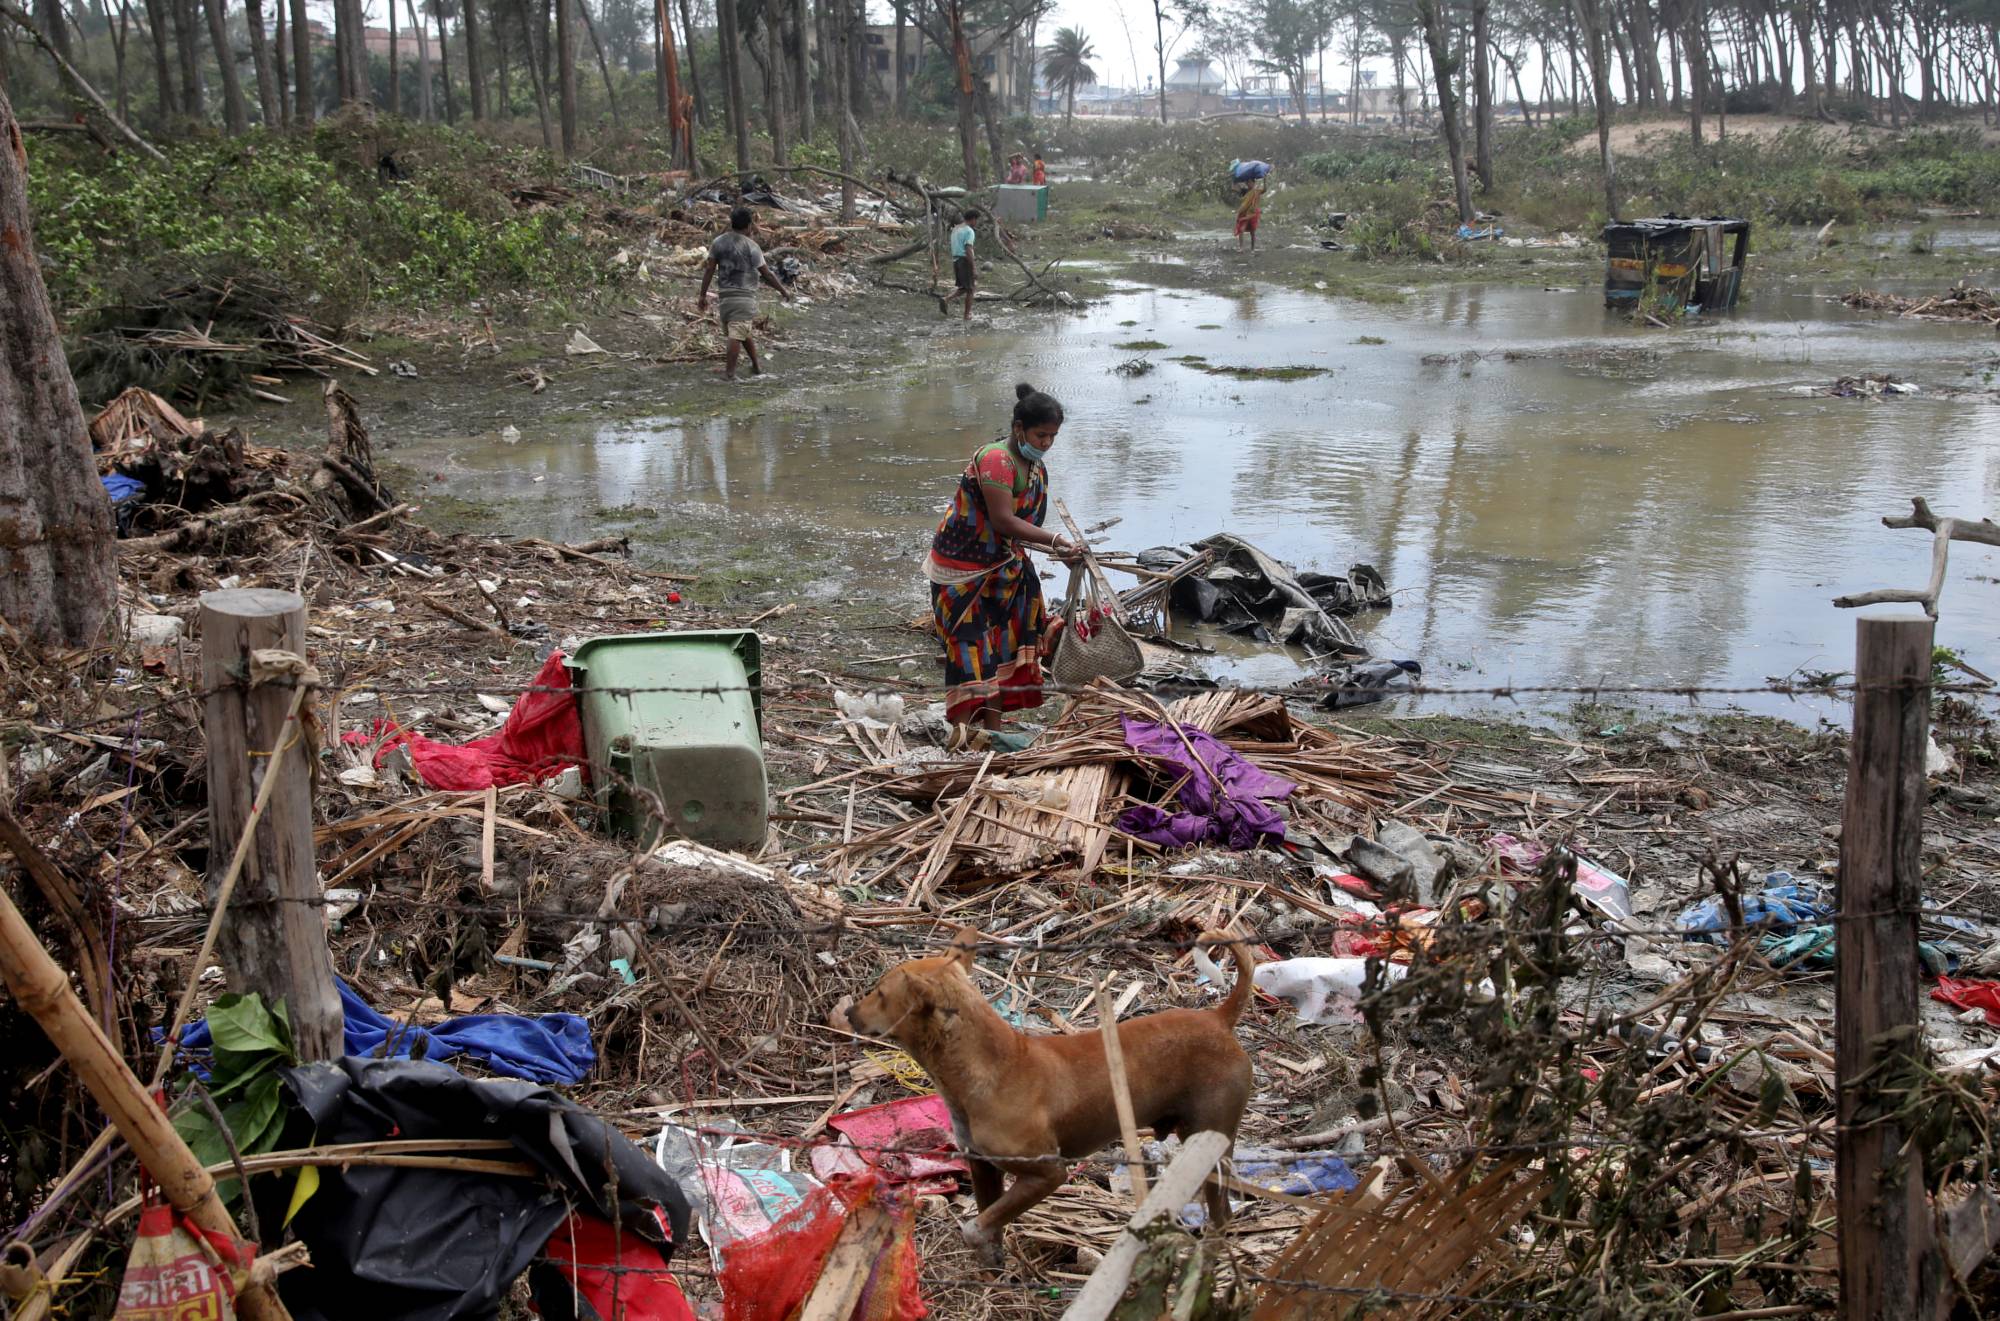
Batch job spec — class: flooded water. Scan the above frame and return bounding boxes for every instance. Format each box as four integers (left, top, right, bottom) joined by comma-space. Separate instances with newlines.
406, 269, 2000, 721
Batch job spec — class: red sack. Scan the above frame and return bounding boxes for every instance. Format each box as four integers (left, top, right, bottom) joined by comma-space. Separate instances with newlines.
718, 1175, 925, 1321
113, 1201, 257, 1320
528, 1210, 695, 1321
1932, 976, 2000, 1027
346, 650, 586, 791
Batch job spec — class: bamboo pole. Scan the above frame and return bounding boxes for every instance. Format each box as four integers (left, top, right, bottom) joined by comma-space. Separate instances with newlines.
0, 879, 292, 1321
1096, 986, 1148, 1206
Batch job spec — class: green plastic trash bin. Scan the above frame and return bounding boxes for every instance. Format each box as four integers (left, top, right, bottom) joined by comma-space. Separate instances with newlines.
567, 630, 767, 849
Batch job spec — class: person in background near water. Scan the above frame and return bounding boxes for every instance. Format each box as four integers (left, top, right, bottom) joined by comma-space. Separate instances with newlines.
1006, 153, 1029, 184
696, 206, 791, 380
1033, 152, 1047, 186
946, 208, 980, 321
1235, 176, 1264, 253
927, 384, 1082, 748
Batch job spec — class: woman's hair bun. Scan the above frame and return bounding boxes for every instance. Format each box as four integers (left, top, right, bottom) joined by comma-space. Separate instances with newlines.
1015, 382, 1036, 401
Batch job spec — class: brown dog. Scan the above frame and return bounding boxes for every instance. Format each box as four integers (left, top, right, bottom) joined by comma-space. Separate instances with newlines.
831, 928, 1255, 1267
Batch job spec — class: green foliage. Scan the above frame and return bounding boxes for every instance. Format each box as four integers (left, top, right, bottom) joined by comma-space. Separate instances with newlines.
171, 993, 299, 1206
26, 122, 609, 321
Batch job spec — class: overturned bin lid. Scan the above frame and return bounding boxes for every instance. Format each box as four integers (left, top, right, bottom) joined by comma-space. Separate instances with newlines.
567, 630, 768, 851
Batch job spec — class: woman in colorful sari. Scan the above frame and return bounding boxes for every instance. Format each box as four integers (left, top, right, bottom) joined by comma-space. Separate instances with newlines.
926, 384, 1081, 744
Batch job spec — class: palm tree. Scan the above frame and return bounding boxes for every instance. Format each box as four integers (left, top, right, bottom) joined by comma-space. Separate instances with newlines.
1044, 25, 1098, 124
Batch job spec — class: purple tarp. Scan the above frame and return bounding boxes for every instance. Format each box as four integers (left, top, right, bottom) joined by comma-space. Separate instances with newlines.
1113, 716, 1296, 850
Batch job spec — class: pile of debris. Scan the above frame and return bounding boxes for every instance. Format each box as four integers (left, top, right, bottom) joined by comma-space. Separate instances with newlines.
6, 394, 1998, 1319
66, 278, 375, 408
1843, 281, 2000, 325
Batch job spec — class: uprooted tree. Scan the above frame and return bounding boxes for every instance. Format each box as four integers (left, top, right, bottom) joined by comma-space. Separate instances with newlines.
0, 89, 116, 650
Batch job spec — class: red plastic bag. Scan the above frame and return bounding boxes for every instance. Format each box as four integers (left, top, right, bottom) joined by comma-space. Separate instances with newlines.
718, 1175, 925, 1321
345, 650, 586, 791
113, 1201, 257, 1320
1932, 976, 2000, 1026
529, 1210, 695, 1321
809, 1094, 965, 1194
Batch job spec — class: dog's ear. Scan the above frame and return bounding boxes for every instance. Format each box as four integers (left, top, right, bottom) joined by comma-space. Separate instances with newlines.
946, 925, 984, 969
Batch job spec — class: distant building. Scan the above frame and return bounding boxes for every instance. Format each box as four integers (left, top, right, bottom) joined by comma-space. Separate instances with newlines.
857, 23, 1022, 101
1163, 55, 1224, 117
361, 24, 429, 60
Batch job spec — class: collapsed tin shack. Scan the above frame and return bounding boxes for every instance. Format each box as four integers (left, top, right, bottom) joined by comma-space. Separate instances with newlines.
1603, 216, 1750, 313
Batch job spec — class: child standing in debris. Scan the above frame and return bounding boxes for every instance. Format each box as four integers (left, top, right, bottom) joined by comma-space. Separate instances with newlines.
696, 206, 791, 380
926, 384, 1081, 747
946, 209, 980, 321
1235, 177, 1264, 253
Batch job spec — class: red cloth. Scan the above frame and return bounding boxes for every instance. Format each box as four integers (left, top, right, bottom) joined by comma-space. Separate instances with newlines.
719, 1175, 925, 1321
345, 651, 585, 791
532, 1210, 694, 1321
1932, 976, 2000, 1026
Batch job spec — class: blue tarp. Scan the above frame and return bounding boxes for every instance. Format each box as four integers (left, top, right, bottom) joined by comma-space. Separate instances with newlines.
1677, 874, 1831, 946
179, 977, 595, 1084
1230, 159, 1272, 182
103, 473, 145, 504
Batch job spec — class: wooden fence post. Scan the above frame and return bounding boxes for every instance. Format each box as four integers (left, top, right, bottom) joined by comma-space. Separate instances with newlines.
199, 589, 342, 1061
1836, 614, 1938, 1321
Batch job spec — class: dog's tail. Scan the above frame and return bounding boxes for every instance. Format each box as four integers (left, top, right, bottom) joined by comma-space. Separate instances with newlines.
1199, 931, 1256, 1025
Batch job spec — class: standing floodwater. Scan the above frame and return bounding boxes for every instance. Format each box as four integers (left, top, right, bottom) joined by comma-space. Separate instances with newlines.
408, 276, 2000, 720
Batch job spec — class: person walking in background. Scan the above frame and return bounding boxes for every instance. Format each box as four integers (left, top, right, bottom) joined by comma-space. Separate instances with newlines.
696, 206, 791, 380
1033, 152, 1047, 186
945, 208, 981, 321
1006, 153, 1029, 184
1235, 177, 1264, 253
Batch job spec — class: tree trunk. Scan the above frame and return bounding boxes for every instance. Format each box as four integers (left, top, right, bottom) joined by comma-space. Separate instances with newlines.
1152, 0, 1165, 122
576, 0, 615, 126
1687, 0, 1705, 143
655, 0, 687, 165
141, 0, 174, 121
244, 0, 276, 122
789, 0, 808, 142
0, 92, 118, 650
435, 0, 457, 122
748, 18, 787, 164
110, 0, 132, 122
1575, 0, 1619, 219
1472, 0, 1492, 190
832, 0, 853, 219
1417, 0, 1472, 224
465, 0, 485, 118
33, 0, 70, 61
717, 0, 749, 168
554, 0, 574, 153
173, 0, 200, 115
893, 0, 904, 112
409, 0, 432, 118
678, 0, 703, 124
388, 0, 400, 114
514, 0, 552, 148
271, 0, 287, 121
947, 1, 977, 188
974, 68, 1002, 181
494, 0, 509, 114
287, 0, 308, 119
202, 0, 248, 131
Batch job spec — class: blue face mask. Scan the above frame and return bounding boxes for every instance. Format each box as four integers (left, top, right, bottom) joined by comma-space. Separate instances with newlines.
1016, 435, 1050, 464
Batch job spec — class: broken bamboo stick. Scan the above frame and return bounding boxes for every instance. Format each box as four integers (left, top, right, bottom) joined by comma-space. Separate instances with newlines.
0, 880, 292, 1320
1061, 1130, 1232, 1321
1096, 987, 1148, 1206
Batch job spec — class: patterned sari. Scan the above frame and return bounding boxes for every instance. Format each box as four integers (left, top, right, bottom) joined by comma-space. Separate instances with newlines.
928, 440, 1049, 725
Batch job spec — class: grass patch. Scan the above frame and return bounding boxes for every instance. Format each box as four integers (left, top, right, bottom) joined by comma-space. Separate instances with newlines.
1114, 339, 1170, 350
1355, 335, 1388, 345
1197, 323, 1222, 329
1172, 356, 1327, 381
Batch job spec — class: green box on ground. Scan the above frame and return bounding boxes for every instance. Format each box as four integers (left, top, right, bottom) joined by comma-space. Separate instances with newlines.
994, 185, 1049, 222
567, 630, 767, 850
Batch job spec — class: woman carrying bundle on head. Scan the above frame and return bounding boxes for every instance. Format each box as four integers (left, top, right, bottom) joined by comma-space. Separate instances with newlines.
925, 384, 1082, 749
